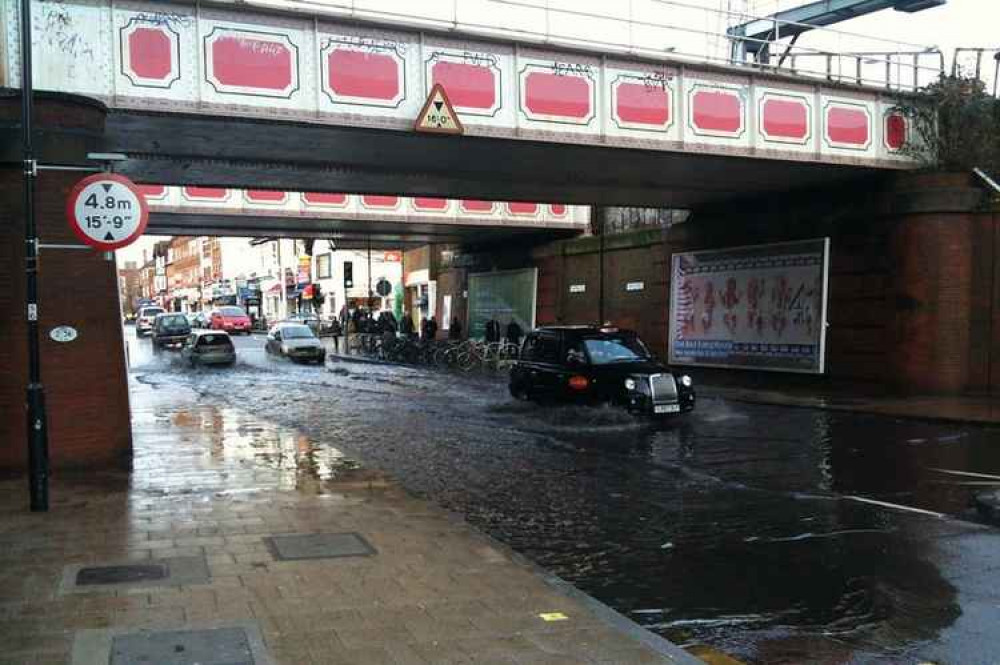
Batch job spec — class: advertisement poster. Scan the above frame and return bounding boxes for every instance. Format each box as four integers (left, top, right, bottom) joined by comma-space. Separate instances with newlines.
668, 239, 830, 373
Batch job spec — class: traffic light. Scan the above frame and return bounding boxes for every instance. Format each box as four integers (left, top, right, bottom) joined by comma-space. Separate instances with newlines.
343, 261, 353, 289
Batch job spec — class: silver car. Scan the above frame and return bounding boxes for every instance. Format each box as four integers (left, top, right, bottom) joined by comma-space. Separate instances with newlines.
181, 330, 236, 367
265, 323, 326, 364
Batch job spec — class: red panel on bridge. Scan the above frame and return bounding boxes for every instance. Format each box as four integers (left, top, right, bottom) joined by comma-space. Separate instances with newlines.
762, 98, 808, 140
461, 200, 495, 213
183, 187, 228, 200
524, 72, 591, 119
507, 202, 539, 215
827, 106, 869, 146
129, 28, 173, 80
885, 113, 907, 150
245, 190, 287, 203
210, 34, 293, 91
549, 204, 567, 216
302, 192, 348, 206
361, 195, 400, 208
136, 184, 166, 199
432, 61, 496, 111
615, 82, 669, 127
692, 90, 742, 134
413, 197, 449, 211
328, 49, 400, 102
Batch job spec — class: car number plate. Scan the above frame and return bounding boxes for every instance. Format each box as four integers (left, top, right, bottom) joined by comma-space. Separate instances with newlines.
654, 404, 680, 414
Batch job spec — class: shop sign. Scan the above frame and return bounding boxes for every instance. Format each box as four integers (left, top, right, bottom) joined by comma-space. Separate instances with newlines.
297, 256, 312, 285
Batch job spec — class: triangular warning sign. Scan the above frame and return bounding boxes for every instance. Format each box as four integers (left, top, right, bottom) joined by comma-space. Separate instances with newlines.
415, 84, 464, 135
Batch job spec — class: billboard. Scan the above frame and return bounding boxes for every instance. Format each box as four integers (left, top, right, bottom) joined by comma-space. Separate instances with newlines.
668, 239, 830, 374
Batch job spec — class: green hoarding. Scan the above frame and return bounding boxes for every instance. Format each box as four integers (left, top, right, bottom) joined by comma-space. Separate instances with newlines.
467, 269, 537, 339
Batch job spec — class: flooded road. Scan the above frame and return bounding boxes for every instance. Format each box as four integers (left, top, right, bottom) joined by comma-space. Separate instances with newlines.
126, 328, 1000, 665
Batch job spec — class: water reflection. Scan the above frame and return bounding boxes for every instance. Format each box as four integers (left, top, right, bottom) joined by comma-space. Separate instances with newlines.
126, 346, 1000, 664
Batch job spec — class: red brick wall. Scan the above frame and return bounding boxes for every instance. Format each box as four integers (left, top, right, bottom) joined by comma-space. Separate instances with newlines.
0, 95, 132, 471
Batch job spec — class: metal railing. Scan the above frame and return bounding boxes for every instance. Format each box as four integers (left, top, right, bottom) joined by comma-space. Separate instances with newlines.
953, 48, 1000, 97
240, 0, 944, 91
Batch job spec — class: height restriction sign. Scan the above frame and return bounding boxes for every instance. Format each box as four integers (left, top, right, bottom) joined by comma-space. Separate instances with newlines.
66, 173, 149, 251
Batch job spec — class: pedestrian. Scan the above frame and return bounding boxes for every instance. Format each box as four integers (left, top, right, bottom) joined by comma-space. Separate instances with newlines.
401, 312, 415, 339
427, 316, 438, 341
505, 318, 523, 348
330, 317, 342, 353
449, 317, 463, 340
485, 317, 501, 344
346, 313, 358, 355
420, 316, 429, 341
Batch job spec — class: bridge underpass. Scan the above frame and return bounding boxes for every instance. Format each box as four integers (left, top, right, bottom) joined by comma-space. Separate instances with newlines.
140, 186, 589, 250
0, 0, 940, 475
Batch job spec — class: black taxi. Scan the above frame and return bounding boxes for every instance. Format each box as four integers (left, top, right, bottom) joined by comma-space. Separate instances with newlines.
508, 326, 695, 416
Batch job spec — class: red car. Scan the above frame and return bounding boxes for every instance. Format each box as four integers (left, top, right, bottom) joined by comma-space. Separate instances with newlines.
209, 306, 252, 335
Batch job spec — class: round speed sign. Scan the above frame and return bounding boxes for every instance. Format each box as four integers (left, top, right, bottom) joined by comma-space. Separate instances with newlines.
66, 173, 149, 251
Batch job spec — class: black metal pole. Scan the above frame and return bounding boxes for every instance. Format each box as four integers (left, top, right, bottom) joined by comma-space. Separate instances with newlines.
21, 0, 49, 512
596, 206, 605, 325
367, 235, 373, 310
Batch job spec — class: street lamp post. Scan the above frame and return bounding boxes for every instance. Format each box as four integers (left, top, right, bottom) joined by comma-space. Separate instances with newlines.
21, 0, 50, 512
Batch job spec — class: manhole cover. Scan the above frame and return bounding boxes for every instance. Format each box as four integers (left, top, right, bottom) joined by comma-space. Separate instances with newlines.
77, 564, 168, 586
111, 628, 254, 665
264, 533, 376, 560
62, 556, 209, 594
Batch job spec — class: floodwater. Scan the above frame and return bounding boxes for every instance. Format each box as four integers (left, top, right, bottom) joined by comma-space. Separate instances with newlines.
126, 329, 1000, 665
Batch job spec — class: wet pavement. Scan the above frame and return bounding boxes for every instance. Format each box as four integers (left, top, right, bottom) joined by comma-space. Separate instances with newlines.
121, 328, 1000, 665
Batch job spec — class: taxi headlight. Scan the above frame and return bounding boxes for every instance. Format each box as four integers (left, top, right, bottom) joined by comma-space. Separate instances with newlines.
624, 378, 637, 391
680, 375, 693, 388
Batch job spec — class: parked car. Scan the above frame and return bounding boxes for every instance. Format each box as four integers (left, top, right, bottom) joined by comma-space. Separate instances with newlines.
136, 306, 166, 337
285, 313, 321, 334
265, 323, 326, 364
186, 311, 208, 329
181, 330, 236, 367
508, 326, 695, 417
151, 313, 192, 351
209, 306, 252, 335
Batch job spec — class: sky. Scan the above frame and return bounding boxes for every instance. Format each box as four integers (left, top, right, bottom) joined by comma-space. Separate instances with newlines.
115, 0, 995, 268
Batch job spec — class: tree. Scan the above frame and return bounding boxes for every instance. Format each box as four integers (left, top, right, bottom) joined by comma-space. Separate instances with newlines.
894, 75, 1000, 176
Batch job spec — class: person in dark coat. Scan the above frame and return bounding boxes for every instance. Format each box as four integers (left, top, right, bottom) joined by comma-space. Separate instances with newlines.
426, 316, 438, 341
420, 316, 429, 340
449, 317, 463, 340
505, 318, 523, 347
401, 313, 415, 338
485, 318, 501, 344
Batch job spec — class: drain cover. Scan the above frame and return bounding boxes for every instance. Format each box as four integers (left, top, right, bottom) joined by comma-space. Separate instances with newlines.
110, 628, 254, 665
77, 563, 169, 586
264, 533, 376, 560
